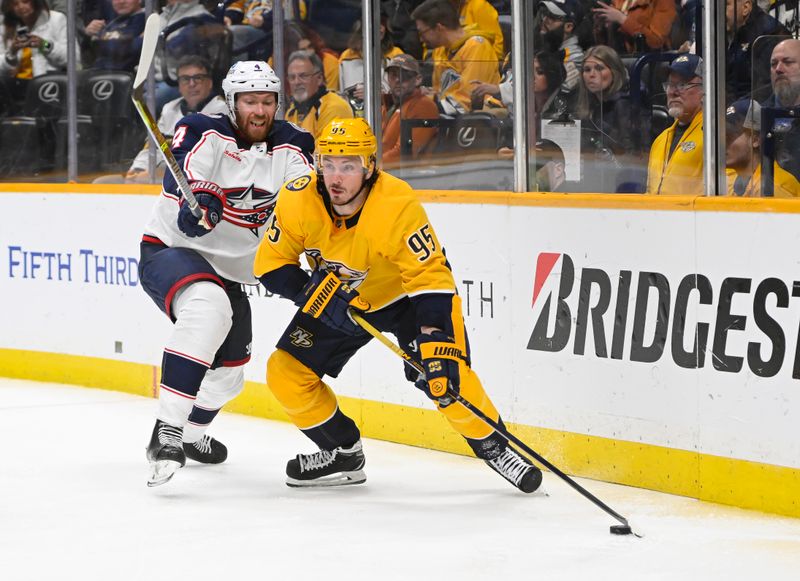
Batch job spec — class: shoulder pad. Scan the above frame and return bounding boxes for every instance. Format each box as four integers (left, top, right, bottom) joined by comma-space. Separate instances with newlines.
269, 120, 314, 152
178, 112, 234, 137
286, 174, 312, 191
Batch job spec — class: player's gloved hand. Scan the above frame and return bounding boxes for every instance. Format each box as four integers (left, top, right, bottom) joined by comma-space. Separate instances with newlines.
415, 331, 463, 407
177, 181, 225, 238
294, 270, 371, 335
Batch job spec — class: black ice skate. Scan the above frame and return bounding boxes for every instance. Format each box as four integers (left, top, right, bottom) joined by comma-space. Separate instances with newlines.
184, 434, 228, 464
286, 441, 366, 487
146, 419, 186, 487
486, 446, 542, 493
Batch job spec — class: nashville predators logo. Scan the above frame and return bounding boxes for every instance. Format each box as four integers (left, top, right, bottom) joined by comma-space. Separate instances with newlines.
287, 175, 311, 191
305, 248, 368, 288
289, 327, 313, 348
429, 379, 446, 397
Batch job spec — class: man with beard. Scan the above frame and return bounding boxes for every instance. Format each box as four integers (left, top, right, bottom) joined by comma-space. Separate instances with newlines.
138, 61, 315, 487
381, 53, 439, 163
725, 99, 800, 197
763, 39, 800, 182
647, 54, 704, 195
725, 0, 788, 102
285, 50, 354, 138
538, 0, 584, 95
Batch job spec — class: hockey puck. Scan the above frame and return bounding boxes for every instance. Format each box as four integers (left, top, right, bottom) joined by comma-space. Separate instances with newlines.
609, 524, 633, 535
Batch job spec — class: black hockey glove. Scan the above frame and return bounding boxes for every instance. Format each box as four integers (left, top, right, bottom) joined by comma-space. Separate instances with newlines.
416, 331, 463, 407
294, 270, 371, 335
177, 181, 225, 237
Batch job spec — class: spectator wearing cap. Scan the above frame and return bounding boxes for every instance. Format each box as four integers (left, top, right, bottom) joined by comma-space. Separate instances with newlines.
647, 54, 704, 195
86, 0, 145, 72
726, 0, 788, 102
538, 0, 584, 95
592, 0, 676, 53
533, 139, 567, 192
381, 53, 439, 164
450, 0, 505, 61
725, 99, 800, 197
285, 50, 354, 139
411, 0, 500, 114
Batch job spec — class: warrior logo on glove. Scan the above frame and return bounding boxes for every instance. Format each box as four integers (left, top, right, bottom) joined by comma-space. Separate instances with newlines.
417, 332, 465, 406
295, 270, 371, 335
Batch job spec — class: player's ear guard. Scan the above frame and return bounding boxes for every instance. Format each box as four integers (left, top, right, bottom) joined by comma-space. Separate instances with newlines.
294, 270, 370, 335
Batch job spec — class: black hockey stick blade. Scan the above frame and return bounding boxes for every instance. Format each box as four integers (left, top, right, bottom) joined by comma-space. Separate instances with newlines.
349, 310, 643, 538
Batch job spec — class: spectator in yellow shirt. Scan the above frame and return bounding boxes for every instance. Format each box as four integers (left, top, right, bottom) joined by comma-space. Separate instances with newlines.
452, 0, 505, 61
647, 54, 704, 195
726, 98, 800, 198
411, 0, 500, 114
285, 51, 354, 138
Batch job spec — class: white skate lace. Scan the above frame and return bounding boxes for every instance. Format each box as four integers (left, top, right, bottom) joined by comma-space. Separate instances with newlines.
192, 435, 213, 454
158, 423, 183, 448
490, 449, 530, 485
299, 449, 336, 472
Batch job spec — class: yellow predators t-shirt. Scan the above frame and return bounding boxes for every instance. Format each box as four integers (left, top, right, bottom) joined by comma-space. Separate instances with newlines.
253, 172, 456, 310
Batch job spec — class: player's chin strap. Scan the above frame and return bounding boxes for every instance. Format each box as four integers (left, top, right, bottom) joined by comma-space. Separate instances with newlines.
349, 309, 642, 539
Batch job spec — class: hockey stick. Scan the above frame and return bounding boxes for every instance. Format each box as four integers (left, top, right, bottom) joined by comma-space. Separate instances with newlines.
349, 310, 642, 538
131, 13, 203, 220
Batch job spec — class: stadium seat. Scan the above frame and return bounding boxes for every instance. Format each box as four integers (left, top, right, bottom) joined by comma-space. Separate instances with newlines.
53, 70, 141, 173
400, 113, 511, 158
0, 73, 68, 176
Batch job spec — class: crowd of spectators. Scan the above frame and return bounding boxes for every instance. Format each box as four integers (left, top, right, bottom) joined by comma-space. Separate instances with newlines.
0, 0, 799, 198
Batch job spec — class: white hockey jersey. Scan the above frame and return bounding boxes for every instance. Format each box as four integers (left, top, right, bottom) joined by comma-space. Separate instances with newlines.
143, 114, 315, 284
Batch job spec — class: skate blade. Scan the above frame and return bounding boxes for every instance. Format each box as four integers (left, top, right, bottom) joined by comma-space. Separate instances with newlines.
147, 459, 182, 487
286, 469, 366, 488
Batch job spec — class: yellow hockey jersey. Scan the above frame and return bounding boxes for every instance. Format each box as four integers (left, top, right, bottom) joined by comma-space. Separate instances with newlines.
253, 171, 456, 311
431, 25, 500, 112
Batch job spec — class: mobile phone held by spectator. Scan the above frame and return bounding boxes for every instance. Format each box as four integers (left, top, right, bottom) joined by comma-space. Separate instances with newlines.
16, 25, 29, 43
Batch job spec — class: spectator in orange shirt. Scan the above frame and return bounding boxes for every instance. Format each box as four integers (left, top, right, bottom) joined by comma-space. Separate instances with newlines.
381, 53, 439, 164
592, 0, 676, 53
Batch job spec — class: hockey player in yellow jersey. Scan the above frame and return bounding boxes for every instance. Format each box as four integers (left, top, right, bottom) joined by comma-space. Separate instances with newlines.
253, 118, 542, 492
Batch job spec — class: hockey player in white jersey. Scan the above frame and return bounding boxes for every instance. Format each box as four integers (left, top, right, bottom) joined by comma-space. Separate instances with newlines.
138, 61, 314, 486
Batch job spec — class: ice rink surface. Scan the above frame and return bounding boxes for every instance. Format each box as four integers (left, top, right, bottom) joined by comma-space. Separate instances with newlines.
2, 378, 799, 581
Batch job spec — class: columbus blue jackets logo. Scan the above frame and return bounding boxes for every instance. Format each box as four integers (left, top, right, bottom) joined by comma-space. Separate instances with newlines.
223, 184, 277, 234
305, 248, 368, 288
287, 175, 311, 191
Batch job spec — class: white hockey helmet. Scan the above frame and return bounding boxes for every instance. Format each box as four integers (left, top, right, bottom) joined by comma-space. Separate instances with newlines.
221, 61, 281, 126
